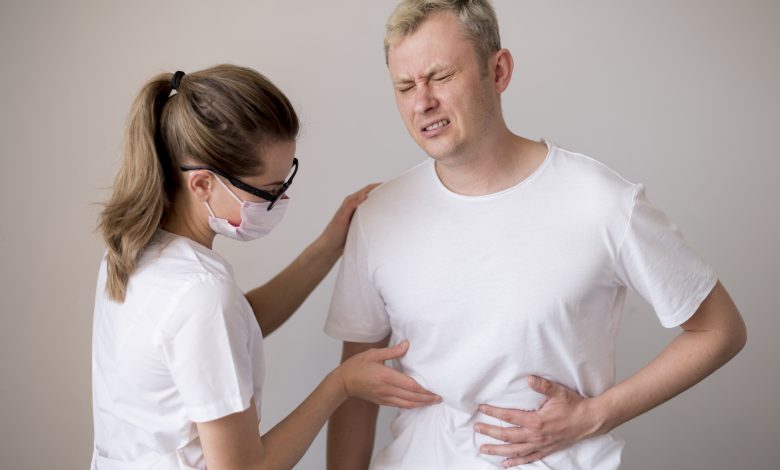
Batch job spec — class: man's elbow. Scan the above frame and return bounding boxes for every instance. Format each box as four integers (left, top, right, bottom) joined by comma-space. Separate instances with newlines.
714, 306, 747, 363
694, 281, 747, 362
728, 312, 747, 358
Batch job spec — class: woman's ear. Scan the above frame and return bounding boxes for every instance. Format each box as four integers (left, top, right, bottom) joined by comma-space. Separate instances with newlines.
185, 171, 213, 202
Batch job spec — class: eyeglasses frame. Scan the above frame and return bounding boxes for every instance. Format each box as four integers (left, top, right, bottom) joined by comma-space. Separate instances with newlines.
180, 158, 298, 211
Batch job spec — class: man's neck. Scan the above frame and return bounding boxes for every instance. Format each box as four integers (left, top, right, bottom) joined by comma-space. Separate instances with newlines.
433, 131, 548, 196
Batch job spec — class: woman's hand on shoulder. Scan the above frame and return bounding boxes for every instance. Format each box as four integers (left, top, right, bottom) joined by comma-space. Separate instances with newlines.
335, 339, 442, 409
317, 183, 380, 256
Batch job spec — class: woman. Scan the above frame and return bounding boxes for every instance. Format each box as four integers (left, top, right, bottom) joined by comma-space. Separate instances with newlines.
92, 64, 440, 469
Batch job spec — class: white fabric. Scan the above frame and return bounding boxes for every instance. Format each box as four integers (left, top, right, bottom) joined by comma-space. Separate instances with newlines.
325, 141, 717, 470
91, 230, 265, 469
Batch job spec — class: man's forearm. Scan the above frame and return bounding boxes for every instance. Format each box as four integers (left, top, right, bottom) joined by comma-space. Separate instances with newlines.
327, 397, 380, 470
475, 282, 746, 467
590, 281, 747, 434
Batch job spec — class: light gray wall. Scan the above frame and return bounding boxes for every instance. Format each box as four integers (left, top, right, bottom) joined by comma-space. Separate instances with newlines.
1, 0, 777, 468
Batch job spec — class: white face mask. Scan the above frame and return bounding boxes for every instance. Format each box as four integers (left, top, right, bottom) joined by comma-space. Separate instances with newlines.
204, 174, 289, 241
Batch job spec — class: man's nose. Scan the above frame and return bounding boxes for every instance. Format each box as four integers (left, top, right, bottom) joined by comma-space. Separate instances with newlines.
414, 84, 437, 115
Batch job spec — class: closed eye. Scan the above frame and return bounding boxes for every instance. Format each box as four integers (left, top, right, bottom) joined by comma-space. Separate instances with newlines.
433, 72, 454, 82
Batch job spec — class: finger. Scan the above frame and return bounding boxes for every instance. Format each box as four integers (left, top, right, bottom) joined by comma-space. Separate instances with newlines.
339, 185, 376, 213
382, 396, 427, 409
527, 375, 567, 399
478, 404, 534, 427
348, 183, 381, 204
479, 442, 535, 459
473, 423, 529, 443
528, 375, 558, 397
359, 183, 381, 195
383, 385, 441, 405
383, 368, 439, 396
502, 450, 546, 468
371, 339, 409, 361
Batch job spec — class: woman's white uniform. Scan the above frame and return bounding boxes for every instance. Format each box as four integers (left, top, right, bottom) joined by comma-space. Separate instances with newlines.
91, 230, 265, 469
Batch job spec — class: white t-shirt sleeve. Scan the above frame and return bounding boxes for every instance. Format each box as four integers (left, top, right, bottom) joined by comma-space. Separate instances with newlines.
158, 275, 255, 423
614, 185, 718, 328
325, 210, 391, 342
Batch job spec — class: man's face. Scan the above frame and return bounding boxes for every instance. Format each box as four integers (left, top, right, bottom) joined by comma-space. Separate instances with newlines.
387, 11, 498, 162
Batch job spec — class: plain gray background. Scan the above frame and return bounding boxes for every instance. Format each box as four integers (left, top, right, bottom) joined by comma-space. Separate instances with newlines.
1, 0, 778, 468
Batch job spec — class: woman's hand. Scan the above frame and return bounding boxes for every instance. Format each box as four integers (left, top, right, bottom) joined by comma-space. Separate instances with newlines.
335, 339, 442, 409
317, 183, 380, 257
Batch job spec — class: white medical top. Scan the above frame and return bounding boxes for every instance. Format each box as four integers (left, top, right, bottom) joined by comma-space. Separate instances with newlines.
326, 141, 717, 469
91, 230, 264, 469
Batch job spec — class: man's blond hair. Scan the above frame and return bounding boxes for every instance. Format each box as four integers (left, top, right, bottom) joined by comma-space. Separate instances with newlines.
384, 0, 501, 67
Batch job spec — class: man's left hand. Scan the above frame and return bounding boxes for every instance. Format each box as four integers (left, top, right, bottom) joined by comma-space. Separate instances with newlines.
475, 376, 606, 468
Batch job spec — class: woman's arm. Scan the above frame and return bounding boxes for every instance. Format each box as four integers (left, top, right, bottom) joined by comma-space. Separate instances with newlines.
245, 184, 378, 336
197, 372, 345, 470
327, 339, 389, 470
196, 340, 441, 470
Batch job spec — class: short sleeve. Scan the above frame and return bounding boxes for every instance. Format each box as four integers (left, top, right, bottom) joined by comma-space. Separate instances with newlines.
615, 185, 718, 328
325, 210, 391, 342
158, 276, 255, 422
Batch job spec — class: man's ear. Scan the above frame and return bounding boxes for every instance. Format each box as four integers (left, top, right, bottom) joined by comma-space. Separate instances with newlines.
491, 48, 514, 94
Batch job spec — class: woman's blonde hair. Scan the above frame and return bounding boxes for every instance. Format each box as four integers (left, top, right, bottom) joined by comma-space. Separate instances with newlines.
384, 0, 501, 68
98, 64, 299, 302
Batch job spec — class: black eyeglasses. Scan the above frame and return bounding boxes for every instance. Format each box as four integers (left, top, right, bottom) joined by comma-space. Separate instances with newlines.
180, 158, 298, 210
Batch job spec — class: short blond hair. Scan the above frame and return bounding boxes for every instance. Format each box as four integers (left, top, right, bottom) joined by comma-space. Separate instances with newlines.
384, 0, 501, 66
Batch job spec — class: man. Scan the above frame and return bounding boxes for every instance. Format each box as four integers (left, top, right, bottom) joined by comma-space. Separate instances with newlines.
325, 1, 747, 469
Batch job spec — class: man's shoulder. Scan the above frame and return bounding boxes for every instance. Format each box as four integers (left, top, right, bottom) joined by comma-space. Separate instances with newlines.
547, 142, 639, 195
359, 159, 432, 210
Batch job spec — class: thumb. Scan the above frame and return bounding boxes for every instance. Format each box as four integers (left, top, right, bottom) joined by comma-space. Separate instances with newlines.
358, 183, 381, 201
528, 375, 561, 398
373, 339, 410, 362
364, 182, 381, 193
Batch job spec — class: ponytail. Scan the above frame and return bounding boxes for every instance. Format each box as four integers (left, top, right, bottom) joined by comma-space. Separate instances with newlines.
98, 74, 176, 302
98, 65, 299, 303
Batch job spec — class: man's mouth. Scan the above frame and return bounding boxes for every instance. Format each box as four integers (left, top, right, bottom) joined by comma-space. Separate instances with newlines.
422, 119, 451, 132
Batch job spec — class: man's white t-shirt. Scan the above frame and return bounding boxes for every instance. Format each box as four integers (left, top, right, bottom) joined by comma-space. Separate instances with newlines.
91, 230, 265, 469
325, 141, 717, 470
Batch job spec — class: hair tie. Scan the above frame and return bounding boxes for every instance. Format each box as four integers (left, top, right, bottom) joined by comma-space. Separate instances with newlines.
171, 71, 185, 90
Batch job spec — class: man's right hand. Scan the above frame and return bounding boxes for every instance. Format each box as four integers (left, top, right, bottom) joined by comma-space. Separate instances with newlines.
336, 339, 442, 408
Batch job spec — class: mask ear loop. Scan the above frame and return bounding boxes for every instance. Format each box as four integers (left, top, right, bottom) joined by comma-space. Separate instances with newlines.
203, 200, 218, 218
190, 170, 244, 217
210, 172, 246, 204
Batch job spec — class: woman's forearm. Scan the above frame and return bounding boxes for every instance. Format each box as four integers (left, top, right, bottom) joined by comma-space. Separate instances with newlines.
258, 371, 347, 470
245, 184, 378, 337
245, 236, 341, 336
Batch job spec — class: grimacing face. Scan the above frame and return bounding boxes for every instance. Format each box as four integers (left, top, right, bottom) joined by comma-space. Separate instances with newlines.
387, 12, 500, 163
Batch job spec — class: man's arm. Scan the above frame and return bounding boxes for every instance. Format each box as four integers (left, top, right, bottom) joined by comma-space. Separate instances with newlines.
327, 338, 389, 470
476, 280, 747, 467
